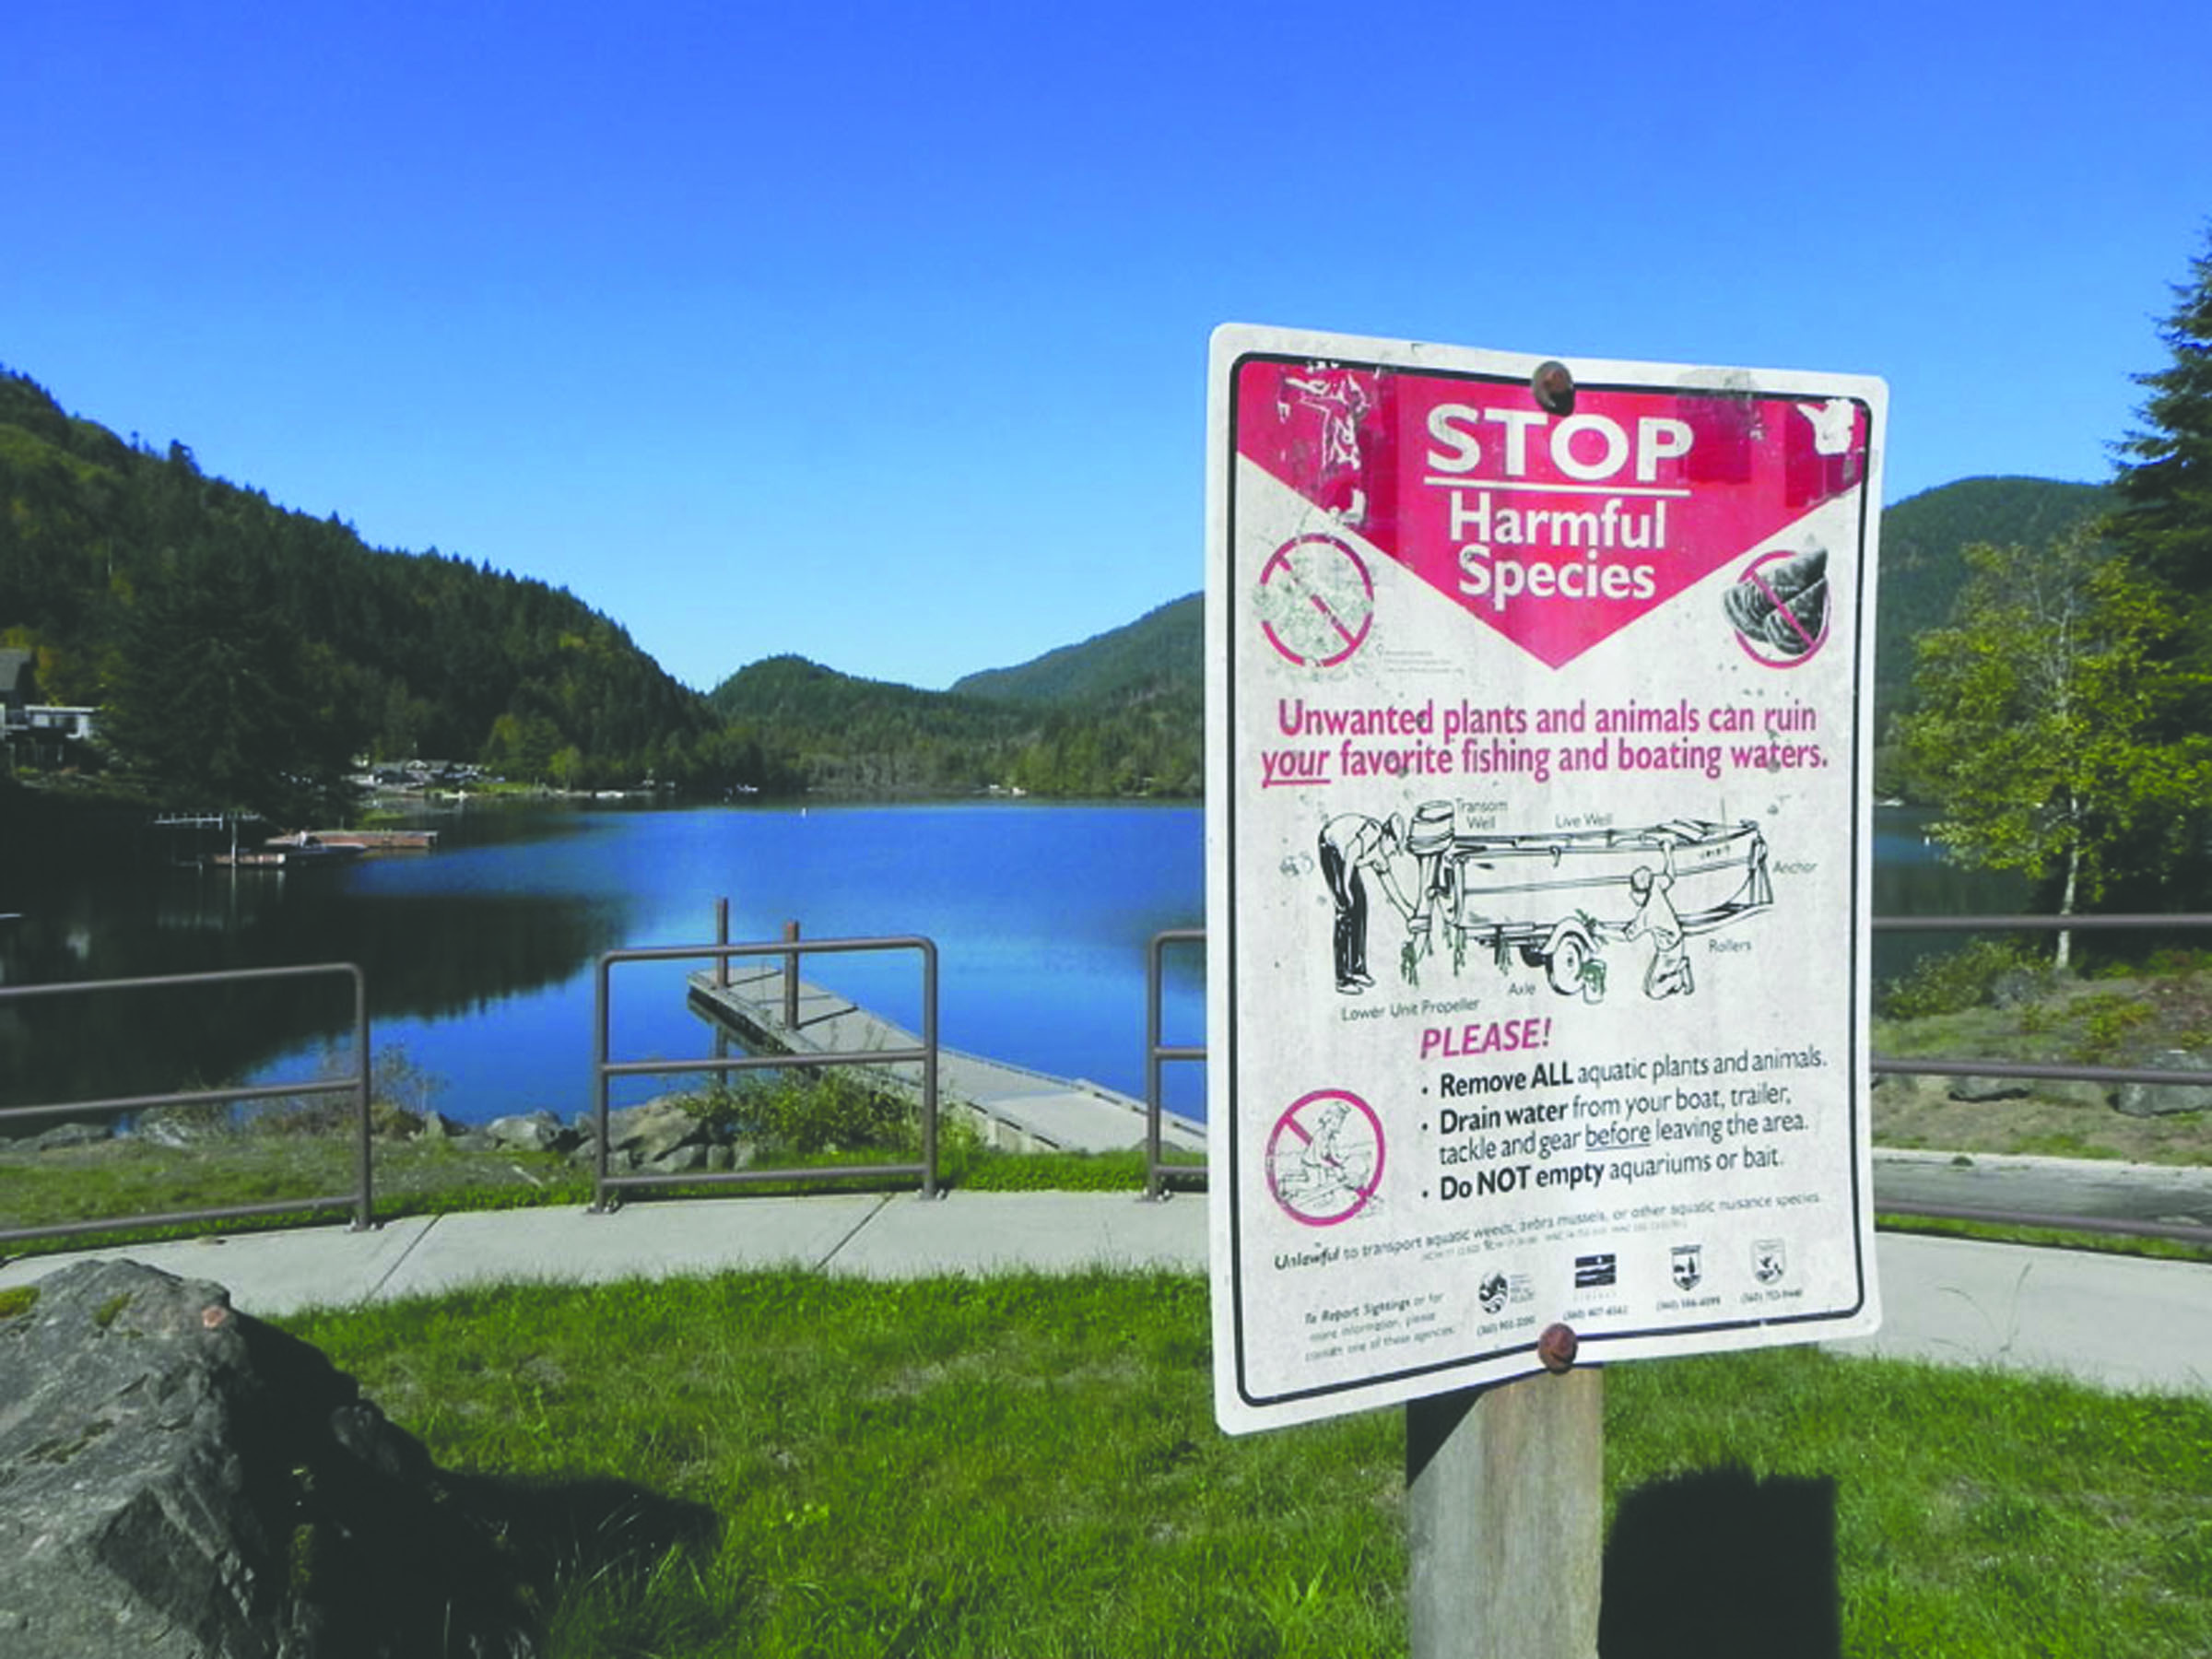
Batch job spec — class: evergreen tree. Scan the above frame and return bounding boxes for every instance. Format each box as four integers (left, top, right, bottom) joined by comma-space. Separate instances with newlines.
2099, 222, 2212, 908
103, 556, 360, 821
2110, 223, 2212, 590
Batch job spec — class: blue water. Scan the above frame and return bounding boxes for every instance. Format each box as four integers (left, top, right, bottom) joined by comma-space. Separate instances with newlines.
254, 802, 1208, 1124
1868, 805, 2029, 983
7, 799, 2011, 1129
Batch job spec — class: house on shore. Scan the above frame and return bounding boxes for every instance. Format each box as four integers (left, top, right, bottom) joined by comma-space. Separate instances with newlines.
1, 648, 100, 769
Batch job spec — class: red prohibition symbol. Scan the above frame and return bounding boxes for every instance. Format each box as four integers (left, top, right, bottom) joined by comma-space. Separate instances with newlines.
1728, 546, 1831, 669
1265, 1088, 1386, 1227
1257, 535, 1376, 668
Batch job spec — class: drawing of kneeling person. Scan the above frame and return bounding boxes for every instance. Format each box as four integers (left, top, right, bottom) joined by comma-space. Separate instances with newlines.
1299, 1100, 1362, 1205
1318, 811, 1414, 994
1625, 853, 1694, 1000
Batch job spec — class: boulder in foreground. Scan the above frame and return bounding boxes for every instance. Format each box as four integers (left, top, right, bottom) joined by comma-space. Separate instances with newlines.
0, 1258, 537, 1658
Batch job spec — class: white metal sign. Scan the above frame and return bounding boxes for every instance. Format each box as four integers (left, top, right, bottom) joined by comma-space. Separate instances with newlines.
1206, 326, 1886, 1433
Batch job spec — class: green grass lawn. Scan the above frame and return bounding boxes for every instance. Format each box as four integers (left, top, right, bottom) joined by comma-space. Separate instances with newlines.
286, 1271, 2212, 1659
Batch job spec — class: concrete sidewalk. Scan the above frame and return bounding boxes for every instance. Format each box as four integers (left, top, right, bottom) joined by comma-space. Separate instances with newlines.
3, 1191, 2206, 1396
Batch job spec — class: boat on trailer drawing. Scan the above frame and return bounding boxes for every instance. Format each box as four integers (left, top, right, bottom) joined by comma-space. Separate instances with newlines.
1378, 805, 1774, 1003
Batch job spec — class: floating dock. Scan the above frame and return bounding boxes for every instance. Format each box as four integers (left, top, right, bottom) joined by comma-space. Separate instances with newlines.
306, 829, 441, 852
688, 965, 1207, 1158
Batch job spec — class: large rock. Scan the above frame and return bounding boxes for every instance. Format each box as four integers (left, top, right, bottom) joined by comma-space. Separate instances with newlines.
1946, 1075, 2031, 1103
482, 1111, 573, 1154
0, 1259, 537, 1657
572, 1099, 707, 1170
2112, 1049, 2212, 1117
135, 1106, 236, 1148
15, 1120, 113, 1151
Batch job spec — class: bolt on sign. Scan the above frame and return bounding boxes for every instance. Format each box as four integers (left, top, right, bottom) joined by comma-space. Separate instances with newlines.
1205, 326, 1886, 1433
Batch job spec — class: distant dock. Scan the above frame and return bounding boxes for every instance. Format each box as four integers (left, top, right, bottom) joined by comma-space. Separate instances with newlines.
688, 965, 1206, 1158
308, 829, 440, 851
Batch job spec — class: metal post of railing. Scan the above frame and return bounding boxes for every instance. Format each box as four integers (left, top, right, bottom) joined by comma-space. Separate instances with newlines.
920, 935, 940, 1199
590, 952, 615, 1214
1145, 928, 1206, 1200
351, 965, 374, 1230
1147, 936, 1164, 1196
715, 897, 730, 989
782, 919, 801, 1029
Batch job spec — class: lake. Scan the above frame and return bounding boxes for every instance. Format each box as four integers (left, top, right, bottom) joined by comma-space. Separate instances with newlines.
2, 801, 1208, 1124
2, 800, 2012, 1126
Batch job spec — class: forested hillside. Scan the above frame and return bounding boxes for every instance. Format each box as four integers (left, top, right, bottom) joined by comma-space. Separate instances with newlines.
952, 594, 1201, 706
0, 369, 770, 812
6, 358, 2114, 816
708, 606, 1203, 797
705, 483, 2107, 801
2, 364, 1203, 807
1873, 476, 2112, 736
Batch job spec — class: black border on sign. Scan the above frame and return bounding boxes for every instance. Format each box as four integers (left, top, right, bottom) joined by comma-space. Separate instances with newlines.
1221, 349, 1877, 1414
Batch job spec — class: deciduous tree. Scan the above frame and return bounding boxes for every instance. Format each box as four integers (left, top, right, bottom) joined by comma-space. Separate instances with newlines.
1897, 533, 2207, 968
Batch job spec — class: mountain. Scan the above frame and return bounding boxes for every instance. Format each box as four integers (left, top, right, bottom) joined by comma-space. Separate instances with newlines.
705, 641, 1202, 797
0, 368, 752, 806
706, 655, 1034, 794
1873, 476, 2113, 735
705, 597, 1209, 798
6, 355, 2112, 811
951, 594, 1201, 706
704, 477, 2115, 799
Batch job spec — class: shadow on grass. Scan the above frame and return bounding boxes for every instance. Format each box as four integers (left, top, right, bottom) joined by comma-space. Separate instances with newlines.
1600, 1465, 1840, 1659
289, 1456, 721, 1653
233, 1312, 721, 1655
459, 1468, 723, 1607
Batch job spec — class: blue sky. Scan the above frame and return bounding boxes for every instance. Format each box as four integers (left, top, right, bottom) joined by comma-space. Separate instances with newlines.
11, 2, 2209, 692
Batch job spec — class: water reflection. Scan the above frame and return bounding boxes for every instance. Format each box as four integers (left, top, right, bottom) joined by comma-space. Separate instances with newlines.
1869, 806, 2027, 983
1, 812, 630, 1114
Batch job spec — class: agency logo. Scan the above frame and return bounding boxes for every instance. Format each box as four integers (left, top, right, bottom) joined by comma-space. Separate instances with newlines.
1752, 1239, 1788, 1286
1670, 1243, 1703, 1291
1573, 1253, 1617, 1288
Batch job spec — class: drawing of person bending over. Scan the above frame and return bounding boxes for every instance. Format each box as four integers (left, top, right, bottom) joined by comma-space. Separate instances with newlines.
1625, 849, 1695, 999
1318, 811, 1414, 994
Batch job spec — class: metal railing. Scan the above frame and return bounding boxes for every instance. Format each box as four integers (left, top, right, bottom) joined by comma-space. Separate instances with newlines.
1145, 928, 1206, 1200
1868, 913, 2212, 1098
0, 963, 372, 1246
1142, 917, 2212, 1243
1866, 914, 2212, 1244
10, 916, 2200, 1248
590, 934, 940, 1211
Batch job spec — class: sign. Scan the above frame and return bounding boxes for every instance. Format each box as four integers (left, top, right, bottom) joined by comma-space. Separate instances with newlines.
1206, 326, 1886, 1433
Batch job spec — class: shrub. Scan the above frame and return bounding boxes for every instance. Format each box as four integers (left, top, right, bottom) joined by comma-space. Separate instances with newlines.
752, 1069, 913, 1152
2145, 946, 2212, 977
1877, 937, 2043, 1019
677, 1069, 915, 1154
249, 1043, 448, 1137
2067, 992, 2158, 1063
